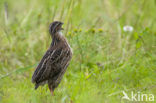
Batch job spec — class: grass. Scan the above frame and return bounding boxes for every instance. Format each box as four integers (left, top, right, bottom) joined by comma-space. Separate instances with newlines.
0, 0, 156, 103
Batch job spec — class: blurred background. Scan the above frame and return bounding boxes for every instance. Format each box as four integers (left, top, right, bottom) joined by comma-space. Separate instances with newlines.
0, 0, 156, 103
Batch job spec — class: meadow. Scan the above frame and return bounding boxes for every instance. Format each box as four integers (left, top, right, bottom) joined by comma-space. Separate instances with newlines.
0, 0, 156, 103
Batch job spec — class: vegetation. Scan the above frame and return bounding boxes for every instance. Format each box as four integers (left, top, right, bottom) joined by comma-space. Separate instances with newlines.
0, 0, 156, 103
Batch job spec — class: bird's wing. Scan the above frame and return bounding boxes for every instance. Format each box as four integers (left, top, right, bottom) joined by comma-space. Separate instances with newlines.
31, 46, 63, 84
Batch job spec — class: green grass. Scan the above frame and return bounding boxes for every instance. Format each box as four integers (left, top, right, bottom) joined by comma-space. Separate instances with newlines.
0, 0, 156, 103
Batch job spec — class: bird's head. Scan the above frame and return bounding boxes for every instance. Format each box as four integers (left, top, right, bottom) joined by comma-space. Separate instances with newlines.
49, 21, 64, 36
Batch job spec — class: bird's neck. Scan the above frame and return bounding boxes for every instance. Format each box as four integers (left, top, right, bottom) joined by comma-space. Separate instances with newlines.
51, 31, 65, 46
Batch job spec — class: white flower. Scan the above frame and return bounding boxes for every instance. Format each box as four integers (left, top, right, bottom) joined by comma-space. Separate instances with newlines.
123, 25, 133, 32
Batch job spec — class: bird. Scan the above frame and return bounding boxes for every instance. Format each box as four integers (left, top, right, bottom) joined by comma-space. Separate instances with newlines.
31, 21, 72, 95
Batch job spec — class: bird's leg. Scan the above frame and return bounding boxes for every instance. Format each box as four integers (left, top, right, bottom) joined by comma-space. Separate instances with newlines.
50, 89, 54, 96
48, 85, 54, 96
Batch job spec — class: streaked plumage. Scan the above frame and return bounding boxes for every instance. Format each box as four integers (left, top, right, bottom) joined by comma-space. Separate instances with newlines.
32, 21, 72, 95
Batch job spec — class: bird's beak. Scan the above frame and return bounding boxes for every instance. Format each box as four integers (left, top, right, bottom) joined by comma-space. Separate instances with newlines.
60, 23, 64, 30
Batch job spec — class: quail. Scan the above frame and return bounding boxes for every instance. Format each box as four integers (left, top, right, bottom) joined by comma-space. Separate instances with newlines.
32, 21, 72, 95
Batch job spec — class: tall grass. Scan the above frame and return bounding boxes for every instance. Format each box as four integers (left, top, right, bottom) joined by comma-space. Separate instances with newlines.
0, 0, 156, 103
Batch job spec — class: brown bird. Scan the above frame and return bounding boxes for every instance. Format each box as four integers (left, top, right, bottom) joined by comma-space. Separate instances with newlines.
32, 21, 72, 95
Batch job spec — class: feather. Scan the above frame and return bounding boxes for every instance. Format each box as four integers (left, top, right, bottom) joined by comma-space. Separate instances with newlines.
32, 45, 63, 83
